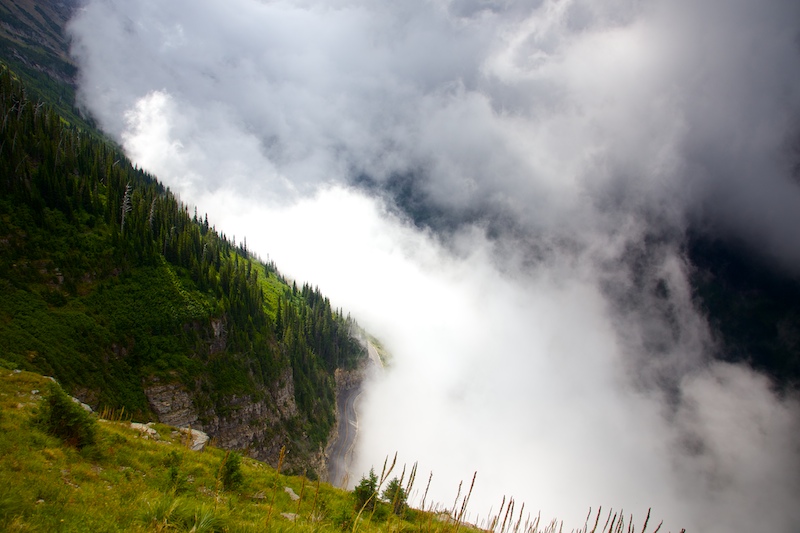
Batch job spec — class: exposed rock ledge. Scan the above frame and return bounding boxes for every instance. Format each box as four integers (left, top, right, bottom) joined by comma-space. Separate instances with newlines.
143, 368, 299, 466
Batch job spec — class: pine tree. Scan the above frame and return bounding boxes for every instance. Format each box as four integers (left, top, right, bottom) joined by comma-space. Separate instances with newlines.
382, 477, 407, 516
353, 469, 378, 512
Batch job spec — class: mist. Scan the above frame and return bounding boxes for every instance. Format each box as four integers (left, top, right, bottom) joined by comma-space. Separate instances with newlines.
67, 0, 800, 530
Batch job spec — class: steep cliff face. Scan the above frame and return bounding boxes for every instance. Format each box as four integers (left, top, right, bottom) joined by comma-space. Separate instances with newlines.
143, 380, 200, 429
322, 366, 368, 487
143, 369, 301, 468
140, 316, 309, 471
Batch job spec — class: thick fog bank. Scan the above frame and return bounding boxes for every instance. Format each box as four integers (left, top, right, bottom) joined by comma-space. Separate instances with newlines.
68, 0, 800, 530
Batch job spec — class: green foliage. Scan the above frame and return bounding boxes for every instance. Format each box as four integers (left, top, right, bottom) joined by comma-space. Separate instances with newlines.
37, 382, 96, 449
139, 495, 226, 532
219, 451, 244, 491
0, 370, 668, 532
332, 501, 355, 531
165, 450, 189, 493
381, 477, 407, 516
353, 468, 378, 512
0, 65, 367, 464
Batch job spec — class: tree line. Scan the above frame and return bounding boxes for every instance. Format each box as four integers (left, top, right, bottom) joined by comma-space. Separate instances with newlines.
0, 66, 365, 461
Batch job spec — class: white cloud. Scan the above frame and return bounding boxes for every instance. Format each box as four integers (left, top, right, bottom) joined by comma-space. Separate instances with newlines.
68, 0, 800, 530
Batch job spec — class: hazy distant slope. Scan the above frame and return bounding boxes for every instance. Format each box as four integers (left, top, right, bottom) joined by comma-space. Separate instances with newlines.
0, 0, 86, 126
686, 232, 800, 387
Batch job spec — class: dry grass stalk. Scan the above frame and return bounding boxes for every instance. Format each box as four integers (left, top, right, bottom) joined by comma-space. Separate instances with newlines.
500, 497, 514, 533
531, 511, 541, 533
450, 480, 463, 522
296, 471, 306, 517
425, 501, 436, 532
513, 501, 525, 533
490, 496, 507, 531
370, 452, 397, 525
454, 472, 477, 533
311, 478, 321, 521
583, 507, 593, 533
213, 451, 229, 506
405, 461, 418, 496
421, 471, 433, 511
264, 445, 286, 529
600, 508, 613, 533
99, 405, 129, 422
641, 508, 651, 533
615, 512, 626, 533
589, 507, 602, 533
608, 512, 618, 533
379, 452, 397, 487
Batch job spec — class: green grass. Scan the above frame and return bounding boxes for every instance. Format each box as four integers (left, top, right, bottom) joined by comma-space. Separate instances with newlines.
0, 368, 483, 533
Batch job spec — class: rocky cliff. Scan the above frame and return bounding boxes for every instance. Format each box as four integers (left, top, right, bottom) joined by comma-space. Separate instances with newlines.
143, 368, 302, 469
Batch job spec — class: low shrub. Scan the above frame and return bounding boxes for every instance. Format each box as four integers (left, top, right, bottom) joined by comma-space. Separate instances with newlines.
37, 382, 96, 449
219, 451, 243, 491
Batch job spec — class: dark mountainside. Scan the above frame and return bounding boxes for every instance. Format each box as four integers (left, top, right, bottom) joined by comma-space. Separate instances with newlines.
0, 0, 86, 127
371, 167, 800, 388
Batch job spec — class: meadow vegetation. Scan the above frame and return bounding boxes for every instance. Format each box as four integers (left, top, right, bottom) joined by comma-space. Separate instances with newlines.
0, 369, 679, 532
0, 368, 468, 532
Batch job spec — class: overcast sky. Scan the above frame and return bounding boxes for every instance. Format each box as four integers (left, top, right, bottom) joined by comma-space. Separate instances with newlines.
68, 0, 800, 530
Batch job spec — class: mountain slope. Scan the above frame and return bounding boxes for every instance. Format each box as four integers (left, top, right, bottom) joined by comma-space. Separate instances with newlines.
0, 65, 366, 475
0, 368, 469, 532
0, 0, 86, 128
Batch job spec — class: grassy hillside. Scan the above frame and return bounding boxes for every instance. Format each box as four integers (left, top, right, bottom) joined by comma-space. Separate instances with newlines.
0, 65, 365, 473
1, 368, 678, 532
0, 368, 475, 532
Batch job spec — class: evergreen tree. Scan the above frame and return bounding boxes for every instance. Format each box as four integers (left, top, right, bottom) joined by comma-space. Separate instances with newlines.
381, 477, 407, 516
353, 469, 378, 512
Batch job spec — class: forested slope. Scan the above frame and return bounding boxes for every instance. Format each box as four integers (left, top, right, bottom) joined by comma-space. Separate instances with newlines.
0, 66, 365, 474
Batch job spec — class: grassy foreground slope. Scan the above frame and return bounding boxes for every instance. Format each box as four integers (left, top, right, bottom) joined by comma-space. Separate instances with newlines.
0, 65, 365, 472
0, 367, 471, 532
1, 368, 679, 533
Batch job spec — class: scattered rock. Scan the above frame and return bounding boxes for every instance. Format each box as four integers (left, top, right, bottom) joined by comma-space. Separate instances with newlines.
12, 369, 21, 374
130, 422, 160, 440
281, 513, 298, 521
285, 486, 300, 501
31, 389, 39, 395
70, 396, 93, 413
252, 491, 266, 500
178, 427, 209, 451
